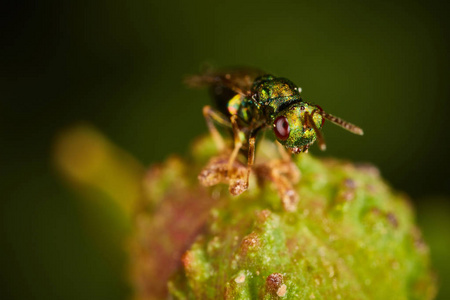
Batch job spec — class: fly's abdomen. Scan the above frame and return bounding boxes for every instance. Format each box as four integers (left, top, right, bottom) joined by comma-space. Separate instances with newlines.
209, 84, 236, 117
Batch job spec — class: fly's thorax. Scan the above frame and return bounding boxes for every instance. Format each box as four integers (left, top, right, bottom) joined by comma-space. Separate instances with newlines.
272, 103, 324, 152
251, 76, 301, 119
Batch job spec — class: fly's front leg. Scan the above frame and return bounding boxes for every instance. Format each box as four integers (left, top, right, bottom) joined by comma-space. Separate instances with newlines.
254, 159, 299, 212
271, 162, 299, 211
202, 105, 231, 152
276, 141, 291, 161
276, 141, 300, 184
251, 141, 301, 211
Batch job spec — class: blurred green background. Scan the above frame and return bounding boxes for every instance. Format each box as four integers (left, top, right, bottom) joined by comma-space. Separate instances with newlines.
1, 0, 449, 299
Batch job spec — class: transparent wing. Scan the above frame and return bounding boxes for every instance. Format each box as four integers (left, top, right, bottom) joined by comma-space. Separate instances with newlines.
184, 67, 266, 96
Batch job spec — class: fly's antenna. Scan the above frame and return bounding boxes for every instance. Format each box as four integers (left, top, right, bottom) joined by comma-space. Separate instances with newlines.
321, 112, 364, 135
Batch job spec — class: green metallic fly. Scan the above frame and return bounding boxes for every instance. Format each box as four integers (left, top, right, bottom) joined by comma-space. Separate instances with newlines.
187, 67, 363, 199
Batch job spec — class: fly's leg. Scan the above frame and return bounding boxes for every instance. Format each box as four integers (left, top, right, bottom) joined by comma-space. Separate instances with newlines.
273, 142, 300, 210
199, 106, 236, 187
236, 129, 258, 194
276, 141, 300, 183
271, 161, 299, 211
228, 115, 247, 195
198, 155, 243, 188
227, 115, 243, 171
252, 141, 301, 211
246, 133, 256, 184
254, 159, 299, 211
276, 141, 291, 161
202, 105, 231, 152
229, 128, 260, 195
200, 107, 254, 196
198, 111, 248, 194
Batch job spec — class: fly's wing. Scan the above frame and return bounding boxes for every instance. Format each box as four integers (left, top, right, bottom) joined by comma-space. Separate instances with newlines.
185, 67, 266, 96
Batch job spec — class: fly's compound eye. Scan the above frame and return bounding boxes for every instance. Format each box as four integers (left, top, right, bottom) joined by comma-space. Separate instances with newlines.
273, 116, 290, 140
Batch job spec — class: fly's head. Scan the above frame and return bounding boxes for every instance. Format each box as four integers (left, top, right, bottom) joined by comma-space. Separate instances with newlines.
272, 103, 324, 154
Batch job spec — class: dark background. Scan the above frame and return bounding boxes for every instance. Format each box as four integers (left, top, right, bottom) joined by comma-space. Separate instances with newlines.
1, 0, 450, 299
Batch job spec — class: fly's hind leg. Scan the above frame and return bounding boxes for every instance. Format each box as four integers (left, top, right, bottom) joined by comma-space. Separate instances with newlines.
200, 107, 254, 196
199, 107, 248, 193
199, 105, 233, 187
202, 105, 231, 152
